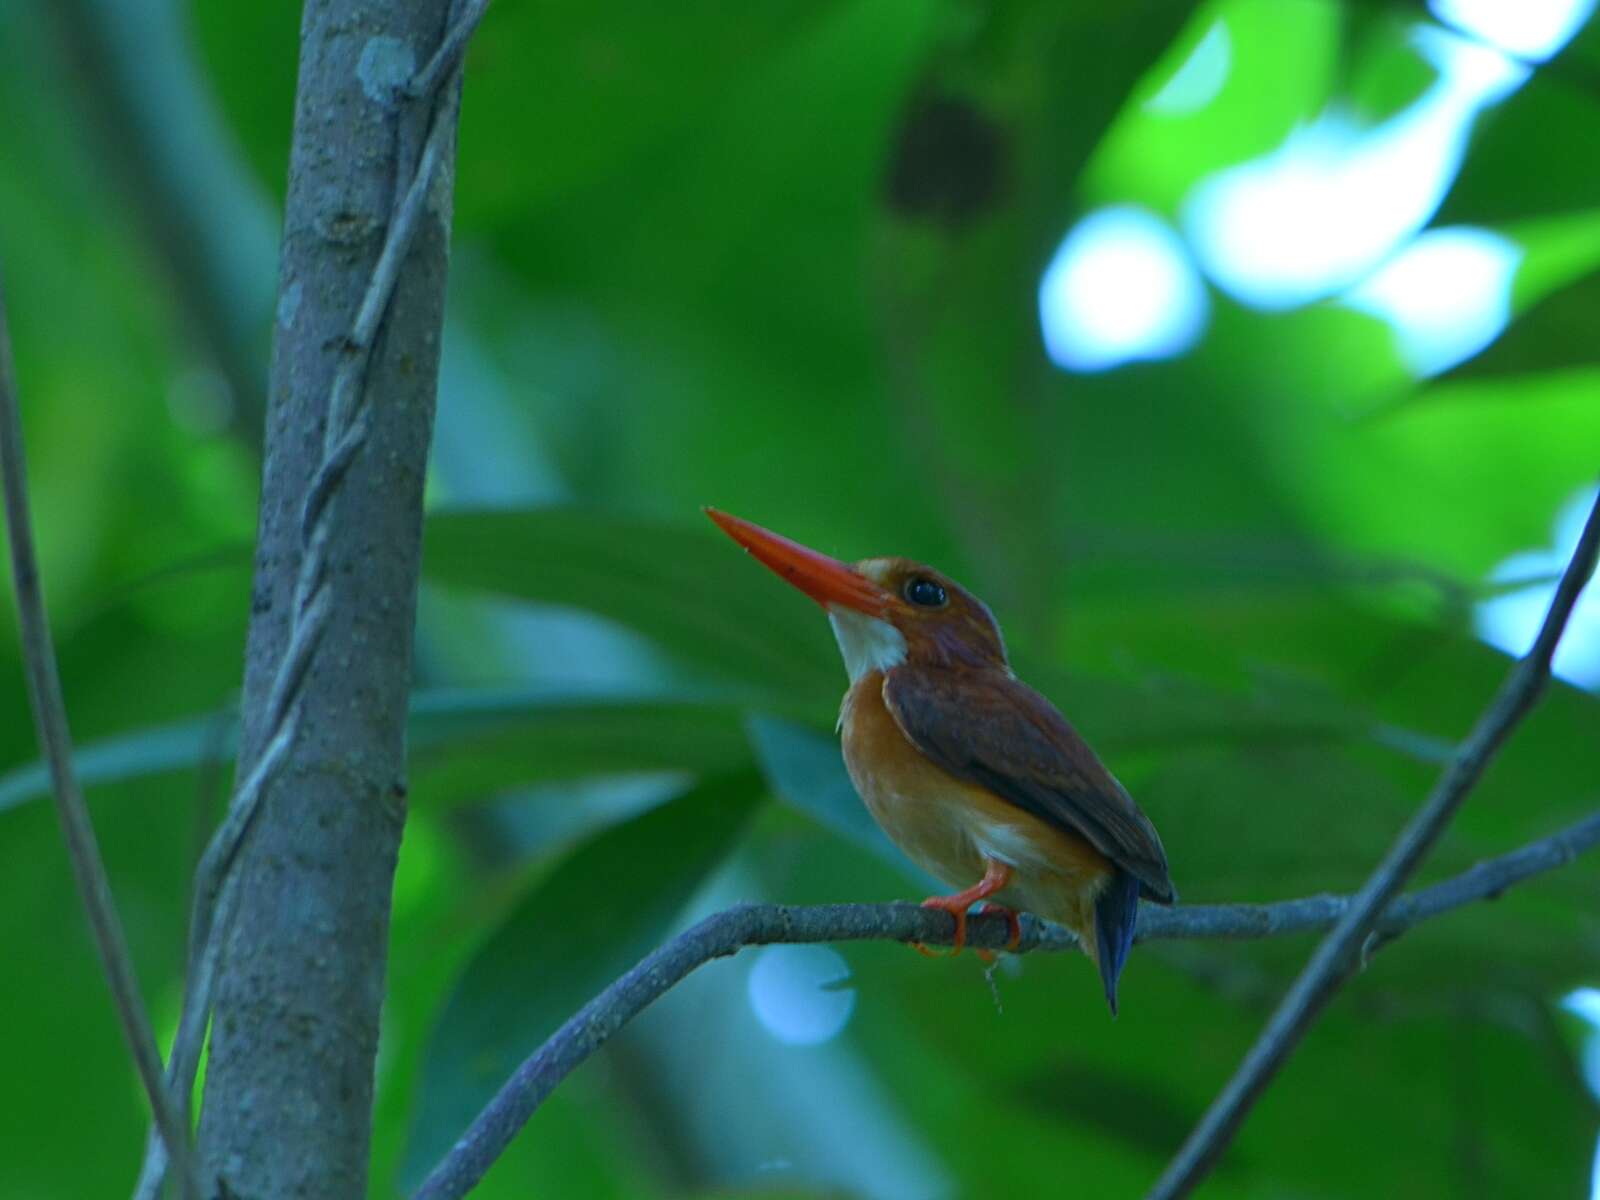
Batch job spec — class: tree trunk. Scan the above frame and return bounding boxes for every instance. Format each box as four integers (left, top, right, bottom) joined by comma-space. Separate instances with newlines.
196, 1, 458, 1195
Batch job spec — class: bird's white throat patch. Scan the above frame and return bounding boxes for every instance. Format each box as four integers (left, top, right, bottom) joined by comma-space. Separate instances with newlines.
827, 606, 907, 682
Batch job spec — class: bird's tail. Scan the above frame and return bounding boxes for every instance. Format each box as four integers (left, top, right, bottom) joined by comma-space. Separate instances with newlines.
1093, 869, 1141, 1017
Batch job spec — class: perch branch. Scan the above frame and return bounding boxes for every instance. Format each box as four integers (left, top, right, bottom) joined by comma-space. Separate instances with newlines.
412, 806, 1600, 1200
1146, 483, 1600, 1200
0, 279, 201, 1200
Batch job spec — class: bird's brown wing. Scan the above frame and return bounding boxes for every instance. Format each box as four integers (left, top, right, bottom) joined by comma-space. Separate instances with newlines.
882, 667, 1175, 903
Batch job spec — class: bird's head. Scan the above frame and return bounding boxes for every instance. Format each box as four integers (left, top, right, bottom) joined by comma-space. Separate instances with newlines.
705, 508, 1007, 681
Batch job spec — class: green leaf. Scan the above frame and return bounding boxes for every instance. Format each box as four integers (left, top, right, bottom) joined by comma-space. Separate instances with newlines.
1437, 24, 1600, 225
422, 508, 843, 701
1092, 1, 1342, 213
0, 785, 193, 1196
1440, 271, 1600, 382
0, 712, 235, 814
0, 687, 777, 814
407, 687, 766, 808
453, 3, 842, 225
401, 771, 763, 1186
745, 715, 909, 874
1431, 210, 1600, 382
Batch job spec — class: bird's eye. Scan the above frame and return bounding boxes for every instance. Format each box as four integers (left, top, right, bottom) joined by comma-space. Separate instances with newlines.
904, 576, 947, 608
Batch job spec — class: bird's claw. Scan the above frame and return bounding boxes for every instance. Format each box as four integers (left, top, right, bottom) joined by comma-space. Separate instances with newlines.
979, 902, 1022, 952
917, 895, 970, 956
914, 861, 1016, 959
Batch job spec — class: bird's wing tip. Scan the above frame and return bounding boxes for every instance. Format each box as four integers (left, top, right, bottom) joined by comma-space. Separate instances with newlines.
1136, 873, 1177, 906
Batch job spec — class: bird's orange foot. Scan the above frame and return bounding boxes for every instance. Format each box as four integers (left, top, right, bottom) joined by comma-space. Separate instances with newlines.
974, 903, 1022, 962
912, 860, 1015, 959
980, 902, 1022, 950
917, 894, 972, 957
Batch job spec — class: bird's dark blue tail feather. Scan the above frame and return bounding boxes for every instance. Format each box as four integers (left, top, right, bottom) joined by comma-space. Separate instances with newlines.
1094, 869, 1141, 1017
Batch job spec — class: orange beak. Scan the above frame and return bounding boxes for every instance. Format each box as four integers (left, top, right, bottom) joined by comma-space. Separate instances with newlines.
705, 508, 891, 616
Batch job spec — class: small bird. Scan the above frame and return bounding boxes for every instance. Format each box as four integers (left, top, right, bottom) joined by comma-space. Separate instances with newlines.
706, 508, 1175, 1014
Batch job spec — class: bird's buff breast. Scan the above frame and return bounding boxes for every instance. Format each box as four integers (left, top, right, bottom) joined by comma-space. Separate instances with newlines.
838, 670, 1110, 929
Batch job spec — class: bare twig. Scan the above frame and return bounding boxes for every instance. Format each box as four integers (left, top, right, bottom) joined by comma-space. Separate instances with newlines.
132, 714, 303, 1200
406, 0, 490, 99
0, 279, 202, 1200
1145, 485, 1600, 1200
410, 808, 1600, 1200
132, 37, 473, 1200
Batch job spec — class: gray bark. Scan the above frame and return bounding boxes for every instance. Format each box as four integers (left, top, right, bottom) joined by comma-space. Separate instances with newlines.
196, 2, 458, 1196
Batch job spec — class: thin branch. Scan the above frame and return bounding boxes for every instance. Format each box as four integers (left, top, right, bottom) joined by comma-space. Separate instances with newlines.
0, 279, 202, 1200
410, 808, 1600, 1200
1146, 484, 1600, 1200
131, 714, 303, 1200
406, 0, 490, 99
133, 33, 474, 1200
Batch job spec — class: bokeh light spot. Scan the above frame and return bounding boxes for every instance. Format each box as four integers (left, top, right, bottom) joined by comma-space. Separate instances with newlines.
747, 945, 856, 1046
1430, 0, 1598, 61
1183, 27, 1526, 310
1038, 205, 1208, 373
1474, 485, 1600, 690
1342, 227, 1520, 376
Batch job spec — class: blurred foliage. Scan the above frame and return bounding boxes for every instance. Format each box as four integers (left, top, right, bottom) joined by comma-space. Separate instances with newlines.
1, 0, 1598, 1198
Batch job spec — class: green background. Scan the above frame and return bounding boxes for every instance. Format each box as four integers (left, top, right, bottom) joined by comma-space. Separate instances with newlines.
1, 1, 1597, 1196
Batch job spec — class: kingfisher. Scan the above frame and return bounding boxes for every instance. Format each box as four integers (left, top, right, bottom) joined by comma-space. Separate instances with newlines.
706, 508, 1175, 1014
